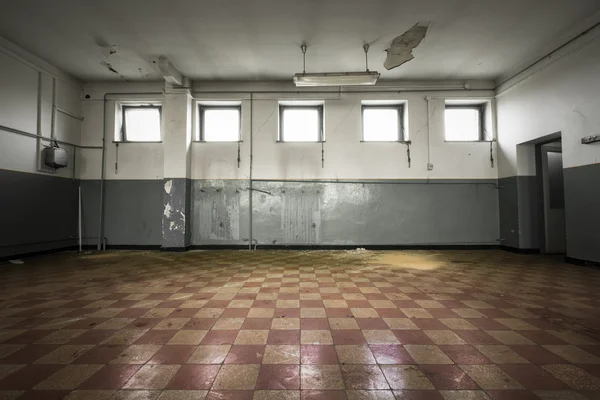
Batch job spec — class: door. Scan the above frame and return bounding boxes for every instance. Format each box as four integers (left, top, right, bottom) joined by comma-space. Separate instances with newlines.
541, 146, 566, 253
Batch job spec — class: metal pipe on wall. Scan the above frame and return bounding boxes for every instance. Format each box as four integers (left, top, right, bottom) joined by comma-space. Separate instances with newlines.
98, 98, 107, 251
51, 78, 57, 139
35, 71, 44, 173
191, 86, 480, 98
78, 186, 82, 253
38, 76, 57, 175
250, 178, 498, 185
425, 97, 432, 169
72, 149, 76, 182
248, 93, 253, 250
0, 124, 101, 149
496, 20, 600, 95
56, 107, 84, 121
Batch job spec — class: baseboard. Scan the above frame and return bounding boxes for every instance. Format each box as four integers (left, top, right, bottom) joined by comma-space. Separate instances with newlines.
161, 246, 190, 252
565, 256, 600, 268
0, 245, 77, 264
499, 246, 540, 254
81, 244, 161, 251
1, 243, 534, 263
189, 244, 500, 250
189, 245, 249, 250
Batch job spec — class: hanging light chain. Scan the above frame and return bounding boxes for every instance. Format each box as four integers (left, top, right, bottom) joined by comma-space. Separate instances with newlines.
301, 44, 307, 74
364, 44, 370, 72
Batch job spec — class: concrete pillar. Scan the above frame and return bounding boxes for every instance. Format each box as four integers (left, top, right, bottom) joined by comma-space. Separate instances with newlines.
162, 86, 192, 249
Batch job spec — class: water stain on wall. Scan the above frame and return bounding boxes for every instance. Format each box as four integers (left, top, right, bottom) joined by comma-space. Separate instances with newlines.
194, 184, 241, 241
281, 186, 321, 244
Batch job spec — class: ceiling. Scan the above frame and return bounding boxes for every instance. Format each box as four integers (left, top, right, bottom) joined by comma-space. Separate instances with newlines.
1, 0, 599, 83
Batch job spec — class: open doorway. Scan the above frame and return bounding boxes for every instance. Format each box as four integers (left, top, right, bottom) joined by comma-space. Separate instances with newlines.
535, 139, 566, 254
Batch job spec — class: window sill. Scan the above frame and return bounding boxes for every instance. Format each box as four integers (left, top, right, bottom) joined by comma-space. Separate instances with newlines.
276, 140, 326, 143
360, 140, 411, 144
444, 140, 494, 143
113, 141, 163, 144
194, 140, 243, 143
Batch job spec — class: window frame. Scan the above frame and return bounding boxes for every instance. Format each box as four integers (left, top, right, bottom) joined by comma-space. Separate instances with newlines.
121, 104, 162, 143
444, 104, 485, 142
278, 104, 324, 142
198, 104, 242, 142
361, 104, 405, 142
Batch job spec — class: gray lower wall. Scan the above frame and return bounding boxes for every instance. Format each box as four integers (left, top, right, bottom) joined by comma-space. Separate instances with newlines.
498, 176, 539, 250
517, 176, 539, 249
80, 179, 500, 248
192, 180, 500, 246
13, 171, 597, 260
80, 178, 500, 248
81, 180, 163, 246
564, 163, 600, 263
0, 169, 78, 259
498, 177, 519, 248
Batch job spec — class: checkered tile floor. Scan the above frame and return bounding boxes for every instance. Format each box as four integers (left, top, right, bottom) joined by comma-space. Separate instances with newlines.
0, 250, 599, 400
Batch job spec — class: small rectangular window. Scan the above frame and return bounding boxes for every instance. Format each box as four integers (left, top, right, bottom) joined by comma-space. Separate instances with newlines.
279, 105, 323, 142
362, 105, 404, 141
199, 105, 241, 142
444, 105, 483, 141
121, 105, 161, 142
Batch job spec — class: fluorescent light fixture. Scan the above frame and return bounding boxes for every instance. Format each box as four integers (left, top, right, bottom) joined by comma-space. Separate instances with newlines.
293, 71, 380, 87
293, 45, 380, 87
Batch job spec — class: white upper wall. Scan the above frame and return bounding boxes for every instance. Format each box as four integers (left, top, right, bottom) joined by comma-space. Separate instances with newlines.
0, 37, 82, 177
496, 27, 600, 177
79, 80, 497, 181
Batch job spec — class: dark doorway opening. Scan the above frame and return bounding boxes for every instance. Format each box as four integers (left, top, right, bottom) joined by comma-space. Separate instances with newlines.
535, 137, 566, 254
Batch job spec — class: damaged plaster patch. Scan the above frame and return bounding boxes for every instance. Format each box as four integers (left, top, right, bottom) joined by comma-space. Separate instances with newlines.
169, 210, 185, 232
384, 22, 429, 70
164, 203, 172, 218
164, 179, 173, 195
162, 178, 189, 246
164, 203, 185, 231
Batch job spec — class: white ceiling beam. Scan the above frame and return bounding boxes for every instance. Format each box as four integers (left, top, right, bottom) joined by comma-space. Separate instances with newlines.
158, 56, 184, 86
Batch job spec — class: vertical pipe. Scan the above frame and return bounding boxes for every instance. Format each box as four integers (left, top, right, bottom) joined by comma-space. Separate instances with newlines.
78, 186, 82, 253
425, 96, 431, 168
36, 71, 42, 170
72, 147, 76, 182
50, 78, 56, 139
98, 97, 107, 250
248, 93, 253, 250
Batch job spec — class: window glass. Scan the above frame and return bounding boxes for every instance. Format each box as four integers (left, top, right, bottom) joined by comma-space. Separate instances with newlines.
123, 107, 161, 142
280, 107, 322, 142
363, 107, 401, 141
201, 108, 240, 141
445, 107, 481, 141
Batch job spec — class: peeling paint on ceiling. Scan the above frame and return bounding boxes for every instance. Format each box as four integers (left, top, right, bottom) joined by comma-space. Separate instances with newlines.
384, 23, 429, 70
